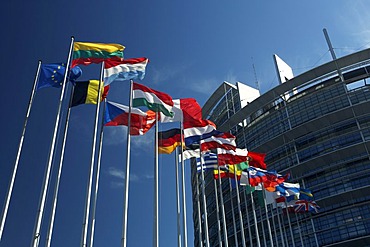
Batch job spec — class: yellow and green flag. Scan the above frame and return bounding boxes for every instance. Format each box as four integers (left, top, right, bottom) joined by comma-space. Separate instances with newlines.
72, 42, 125, 67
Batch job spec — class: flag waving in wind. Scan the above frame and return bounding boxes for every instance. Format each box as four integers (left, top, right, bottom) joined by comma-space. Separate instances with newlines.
104, 57, 149, 86
104, 101, 156, 135
160, 98, 202, 123
72, 42, 125, 67
37, 63, 82, 90
132, 82, 174, 117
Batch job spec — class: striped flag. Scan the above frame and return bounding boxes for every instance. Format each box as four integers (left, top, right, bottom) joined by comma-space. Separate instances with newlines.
196, 153, 218, 172
104, 101, 156, 135
160, 98, 202, 123
71, 80, 109, 107
104, 57, 148, 86
133, 82, 174, 117
72, 42, 125, 67
158, 128, 183, 154
217, 148, 248, 165
200, 132, 236, 152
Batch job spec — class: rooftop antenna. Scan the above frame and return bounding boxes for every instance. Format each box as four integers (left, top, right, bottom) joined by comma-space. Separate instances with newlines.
251, 57, 260, 90
323, 28, 344, 82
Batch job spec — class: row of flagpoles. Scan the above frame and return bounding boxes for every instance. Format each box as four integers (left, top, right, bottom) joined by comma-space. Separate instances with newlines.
0, 36, 319, 247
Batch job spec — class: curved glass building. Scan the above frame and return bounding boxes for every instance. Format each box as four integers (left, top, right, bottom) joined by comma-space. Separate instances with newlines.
191, 48, 370, 246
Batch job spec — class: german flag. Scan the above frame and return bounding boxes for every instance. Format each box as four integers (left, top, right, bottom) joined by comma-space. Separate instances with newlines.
158, 128, 184, 154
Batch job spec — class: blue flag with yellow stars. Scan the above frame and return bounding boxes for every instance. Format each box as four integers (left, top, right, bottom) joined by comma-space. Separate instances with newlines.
37, 63, 82, 90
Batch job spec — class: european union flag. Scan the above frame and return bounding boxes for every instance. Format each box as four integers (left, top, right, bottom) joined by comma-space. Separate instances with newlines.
37, 63, 82, 90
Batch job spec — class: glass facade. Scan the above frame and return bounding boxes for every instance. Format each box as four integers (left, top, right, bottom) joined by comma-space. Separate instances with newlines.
191, 49, 370, 247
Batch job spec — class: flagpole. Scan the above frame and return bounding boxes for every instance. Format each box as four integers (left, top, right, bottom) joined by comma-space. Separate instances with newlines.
284, 200, 296, 247
153, 113, 159, 247
31, 37, 74, 247
199, 151, 210, 247
217, 166, 228, 247
0, 60, 41, 241
261, 186, 274, 246
310, 217, 319, 247
249, 190, 261, 247
294, 211, 304, 246
175, 147, 182, 247
279, 205, 289, 246
121, 80, 133, 247
194, 163, 203, 247
259, 207, 267, 247
213, 179, 222, 247
228, 177, 238, 247
45, 82, 75, 247
242, 188, 253, 247
89, 99, 107, 247
269, 203, 279, 247
80, 60, 105, 247
233, 170, 246, 247
179, 123, 188, 247
274, 201, 286, 247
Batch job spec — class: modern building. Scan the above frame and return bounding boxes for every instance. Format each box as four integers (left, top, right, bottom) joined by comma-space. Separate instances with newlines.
191, 48, 370, 246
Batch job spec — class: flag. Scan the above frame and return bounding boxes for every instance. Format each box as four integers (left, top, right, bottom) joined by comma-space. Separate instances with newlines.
294, 200, 320, 213
299, 188, 314, 201
213, 166, 230, 179
200, 132, 236, 152
104, 101, 156, 135
104, 57, 148, 86
160, 98, 202, 123
247, 151, 267, 170
247, 167, 268, 186
37, 63, 82, 90
71, 80, 109, 107
181, 149, 200, 160
184, 120, 219, 147
196, 153, 218, 172
274, 182, 300, 197
72, 42, 125, 67
217, 148, 248, 165
158, 128, 183, 154
132, 82, 174, 117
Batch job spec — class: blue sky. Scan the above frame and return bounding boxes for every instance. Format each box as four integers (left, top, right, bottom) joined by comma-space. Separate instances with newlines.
1, 1, 370, 247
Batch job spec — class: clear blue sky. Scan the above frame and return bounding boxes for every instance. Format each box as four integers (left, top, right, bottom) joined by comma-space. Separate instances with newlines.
1, 1, 370, 246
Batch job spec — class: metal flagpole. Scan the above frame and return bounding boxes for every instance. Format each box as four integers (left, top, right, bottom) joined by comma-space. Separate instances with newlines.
195, 165, 203, 247
31, 37, 74, 247
179, 124, 188, 247
89, 99, 107, 247
121, 80, 133, 247
45, 83, 75, 247
175, 147, 182, 247
269, 203, 279, 247
153, 113, 159, 247
280, 206, 289, 247
259, 207, 267, 247
199, 151, 210, 247
274, 202, 286, 247
242, 189, 253, 247
80, 61, 105, 247
310, 217, 319, 247
213, 179, 222, 247
294, 211, 304, 246
249, 190, 261, 247
262, 187, 274, 247
284, 200, 296, 247
0, 60, 41, 241
228, 177, 238, 247
233, 170, 246, 247
217, 166, 228, 247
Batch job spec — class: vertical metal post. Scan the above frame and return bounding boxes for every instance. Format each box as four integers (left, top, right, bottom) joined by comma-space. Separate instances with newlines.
0, 60, 41, 241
